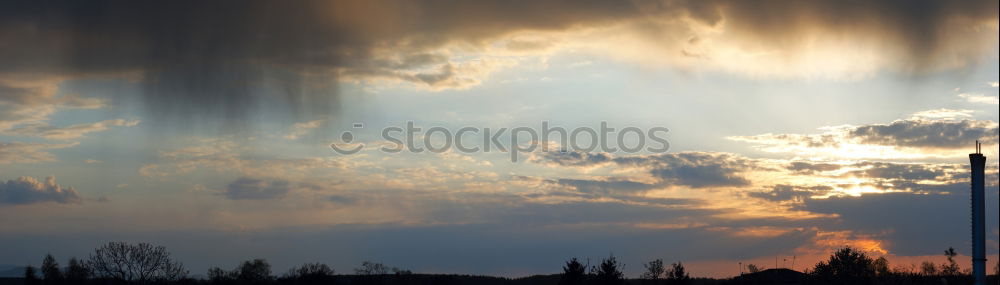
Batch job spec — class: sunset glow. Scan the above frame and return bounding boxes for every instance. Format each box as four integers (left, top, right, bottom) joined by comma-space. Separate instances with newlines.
1, 0, 998, 281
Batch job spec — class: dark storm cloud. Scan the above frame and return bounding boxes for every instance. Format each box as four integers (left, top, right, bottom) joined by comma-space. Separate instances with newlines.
534, 151, 756, 192
614, 152, 757, 188
848, 120, 999, 149
786, 162, 842, 174
555, 178, 658, 195
320, 188, 717, 226
800, 191, 1000, 256
0, 0, 995, 127
786, 161, 964, 182
779, 161, 972, 195
488, 200, 722, 226
0, 176, 81, 205
748, 184, 831, 202
223, 177, 290, 200
0, 0, 640, 127
735, 119, 999, 153
849, 162, 948, 181
698, 0, 998, 68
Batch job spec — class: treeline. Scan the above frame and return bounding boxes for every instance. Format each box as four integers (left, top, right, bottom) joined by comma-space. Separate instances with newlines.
13, 242, 1000, 285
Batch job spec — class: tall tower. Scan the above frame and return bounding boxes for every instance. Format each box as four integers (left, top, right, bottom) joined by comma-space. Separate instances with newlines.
969, 141, 986, 285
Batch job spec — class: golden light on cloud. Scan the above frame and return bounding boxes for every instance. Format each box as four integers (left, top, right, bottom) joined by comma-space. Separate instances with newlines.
808, 230, 890, 256
729, 113, 999, 160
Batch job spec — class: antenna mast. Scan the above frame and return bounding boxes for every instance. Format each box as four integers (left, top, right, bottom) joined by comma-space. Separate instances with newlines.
969, 141, 987, 285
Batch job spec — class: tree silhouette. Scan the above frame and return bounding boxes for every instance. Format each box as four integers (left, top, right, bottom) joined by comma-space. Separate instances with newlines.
920, 261, 938, 276
41, 253, 63, 284
746, 264, 763, 274
871, 257, 890, 277
666, 262, 690, 285
391, 267, 413, 275
24, 265, 39, 285
940, 247, 960, 276
236, 259, 274, 283
284, 262, 335, 283
87, 241, 188, 282
641, 259, 665, 280
559, 258, 587, 285
812, 247, 875, 284
355, 261, 391, 275
207, 266, 237, 283
591, 255, 623, 285
64, 257, 91, 282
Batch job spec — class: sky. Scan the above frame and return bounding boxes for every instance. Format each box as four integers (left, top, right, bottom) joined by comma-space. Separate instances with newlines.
1, 0, 999, 278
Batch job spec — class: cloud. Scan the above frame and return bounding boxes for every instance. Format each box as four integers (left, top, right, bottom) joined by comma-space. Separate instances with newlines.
0, 79, 130, 166
0, 80, 104, 131
0, 80, 103, 109
283, 119, 325, 140
786, 160, 969, 182
0, 176, 81, 205
327, 194, 359, 206
781, 160, 971, 195
800, 192, 999, 256
0, 0, 632, 126
223, 177, 291, 200
0, 141, 78, 164
599, 152, 756, 188
555, 178, 659, 195
849, 119, 998, 148
138, 138, 369, 181
786, 162, 843, 174
749, 185, 832, 203
532, 150, 612, 167
731, 113, 998, 159
959, 93, 1000, 105
0, 0, 995, 128
626, 152, 755, 188
3, 119, 140, 140
849, 162, 949, 181
532, 151, 756, 193
909, 109, 975, 120
300, 187, 722, 228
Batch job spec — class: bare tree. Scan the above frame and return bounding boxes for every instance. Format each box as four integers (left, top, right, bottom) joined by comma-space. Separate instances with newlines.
355, 261, 390, 275
41, 253, 63, 283
641, 259, 665, 279
666, 262, 690, 284
941, 247, 960, 276
206, 258, 274, 283
746, 264, 763, 274
920, 261, 938, 276
207, 266, 237, 282
87, 241, 188, 283
64, 257, 91, 282
283, 262, 335, 283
